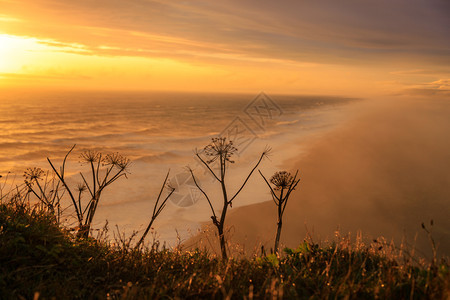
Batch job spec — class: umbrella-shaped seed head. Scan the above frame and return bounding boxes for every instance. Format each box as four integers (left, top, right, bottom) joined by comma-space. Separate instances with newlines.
80, 150, 101, 163
270, 171, 294, 191
203, 137, 238, 164
23, 167, 44, 182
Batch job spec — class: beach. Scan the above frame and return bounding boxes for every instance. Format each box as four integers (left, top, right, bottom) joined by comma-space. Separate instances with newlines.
0, 90, 355, 245
186, 96, 450, 259
3, 90, 448, 257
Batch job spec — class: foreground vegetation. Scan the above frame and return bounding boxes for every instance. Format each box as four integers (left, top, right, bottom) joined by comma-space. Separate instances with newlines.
1, 199, 449, 299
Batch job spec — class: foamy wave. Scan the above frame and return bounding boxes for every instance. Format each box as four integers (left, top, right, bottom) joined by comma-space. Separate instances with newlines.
275, 119, 300, 126
0, 91, 357, 244
135, 152, 182, 163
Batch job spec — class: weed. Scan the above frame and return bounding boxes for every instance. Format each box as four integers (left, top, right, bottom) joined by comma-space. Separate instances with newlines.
189, 137, 270, 259
135, 170, 175, 249
1, 198, 448, 299
47, 145, 130, 238
259, 170, 301, 254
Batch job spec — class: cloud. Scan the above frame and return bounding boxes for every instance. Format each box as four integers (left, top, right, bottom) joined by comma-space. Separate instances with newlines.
1, 0, 449, 94
400, 78, 450, 96
405, 89, 450, 97
1, 0, 449, 67
390, 69, 448, 76
0, 14, 21, 22
0, 72, 91, 80
427, 79, 450, 90
36, 40, 89, 52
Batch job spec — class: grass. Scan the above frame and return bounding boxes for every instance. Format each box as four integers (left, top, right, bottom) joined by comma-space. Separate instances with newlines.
1, 199, 449, 299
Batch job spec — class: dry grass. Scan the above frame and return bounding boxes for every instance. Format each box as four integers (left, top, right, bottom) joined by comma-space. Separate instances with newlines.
1, 197, 449, 299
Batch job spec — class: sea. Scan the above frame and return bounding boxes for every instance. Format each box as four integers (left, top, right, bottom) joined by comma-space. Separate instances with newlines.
0, 90, 355, 245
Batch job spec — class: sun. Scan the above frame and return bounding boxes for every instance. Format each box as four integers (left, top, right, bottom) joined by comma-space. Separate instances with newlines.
0, 34, 37, 73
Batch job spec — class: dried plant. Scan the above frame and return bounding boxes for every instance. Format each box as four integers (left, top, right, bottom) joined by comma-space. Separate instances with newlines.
190, 137, 270, 259
259, 170, 301, 253
135, 170, 175, 249
23, 167, 64, 222
1, 173, 32, 207
47, 145, 130, 238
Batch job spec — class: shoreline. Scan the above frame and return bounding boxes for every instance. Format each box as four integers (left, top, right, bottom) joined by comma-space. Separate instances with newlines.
181, 99, 366, 255
184, 96, 450, 259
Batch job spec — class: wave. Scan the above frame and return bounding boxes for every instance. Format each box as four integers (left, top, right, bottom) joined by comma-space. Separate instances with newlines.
0, 90, 358, 244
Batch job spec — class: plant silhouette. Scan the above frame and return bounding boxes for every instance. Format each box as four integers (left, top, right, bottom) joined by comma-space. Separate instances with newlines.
189, 137, 270, 259
23, 167, 63, 222
135, 170, 175, 249
47, 145, 130, 238
259, 170, 300, 253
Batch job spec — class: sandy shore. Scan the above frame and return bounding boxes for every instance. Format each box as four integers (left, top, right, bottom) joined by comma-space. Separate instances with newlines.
184, 96, 450, 259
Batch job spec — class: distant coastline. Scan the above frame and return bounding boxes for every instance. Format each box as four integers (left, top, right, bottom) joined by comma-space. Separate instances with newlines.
184, 97, 450, 259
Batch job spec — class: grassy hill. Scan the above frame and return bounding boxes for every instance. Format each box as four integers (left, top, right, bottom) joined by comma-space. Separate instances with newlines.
1, 199, 449, 299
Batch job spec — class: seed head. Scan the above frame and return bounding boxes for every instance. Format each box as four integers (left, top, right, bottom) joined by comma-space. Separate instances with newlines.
80, 150, 101, 163
270, 171, 295, 190
23, 167, 44, 182
104, 152, 130, 170
203, 137, 237, 164
77, 183, 87, 193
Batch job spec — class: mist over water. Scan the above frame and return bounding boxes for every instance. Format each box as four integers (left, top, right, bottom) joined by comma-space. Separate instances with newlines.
201, 96, 450, 259
0, 90, 353, 245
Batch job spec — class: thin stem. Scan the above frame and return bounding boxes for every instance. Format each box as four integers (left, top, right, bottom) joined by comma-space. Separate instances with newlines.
26, 182, 49, 206
152, 170, 171, 216
77, 190, 84, 219
80, 172, 94, 197
47, 156, 81, 223
49, 180, 61, 207
259, 170, 279, 202
96, 157, 102, 187
135, 171, 175, 249
228, 152, 266, 204
100, 165, 114, 187
196, 152, 221, 182
282, 179, 300, 215
60, 145, 76, 179
90, 160, 96, 195
189, 168, 217, 221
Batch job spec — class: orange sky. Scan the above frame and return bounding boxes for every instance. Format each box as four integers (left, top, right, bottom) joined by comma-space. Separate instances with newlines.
0, 0, 449, 96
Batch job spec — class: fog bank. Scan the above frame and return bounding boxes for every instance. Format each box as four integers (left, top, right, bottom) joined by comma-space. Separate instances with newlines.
186, 96, 450, 259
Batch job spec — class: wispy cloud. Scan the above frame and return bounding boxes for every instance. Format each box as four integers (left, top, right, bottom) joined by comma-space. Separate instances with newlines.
0, 71, 91, 80
390, 69, 445, 76
0, 14, 21, 22
2, 0, 449, 66
401, 78, 450, 96
1, 0, 449, 94
426, 79, 450, 90
36, 40, 89, 52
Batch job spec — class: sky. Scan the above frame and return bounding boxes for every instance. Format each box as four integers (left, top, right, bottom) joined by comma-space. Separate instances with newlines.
0, 0, 449, 95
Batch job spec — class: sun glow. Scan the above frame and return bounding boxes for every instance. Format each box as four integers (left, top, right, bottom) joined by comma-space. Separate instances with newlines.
0, 33, 402, 95
0, 33, 220, 91
0, 34, 96, 75
0, 34, 40, 73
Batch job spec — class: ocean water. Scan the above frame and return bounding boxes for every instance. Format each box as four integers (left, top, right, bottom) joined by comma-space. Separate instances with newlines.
0, 90, 355, 245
